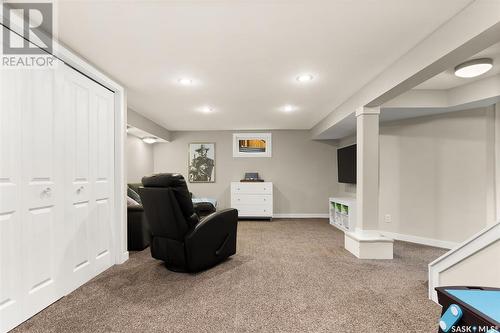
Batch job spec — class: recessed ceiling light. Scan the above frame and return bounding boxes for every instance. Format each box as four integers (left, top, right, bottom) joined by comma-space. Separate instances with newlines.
178, 78, 193, 85
142, 137, 157, 144
296, 74, 314, 83
454, 58, 493, 78
199, 106, 214, 113
282, 105, 297, 113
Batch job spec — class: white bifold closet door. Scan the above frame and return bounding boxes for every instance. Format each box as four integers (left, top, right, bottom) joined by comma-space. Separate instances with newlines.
62, 65, 115, 293
0, 55, 115, 332
0, 65, 65, 332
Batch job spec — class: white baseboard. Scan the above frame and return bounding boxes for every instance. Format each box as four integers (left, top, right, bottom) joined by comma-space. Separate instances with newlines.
273, 213, 329, 219
117, 251, 129, 264
380, 231, 458, 249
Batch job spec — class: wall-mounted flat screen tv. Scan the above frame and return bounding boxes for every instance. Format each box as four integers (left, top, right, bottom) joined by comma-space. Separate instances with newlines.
337, 144, 356, 184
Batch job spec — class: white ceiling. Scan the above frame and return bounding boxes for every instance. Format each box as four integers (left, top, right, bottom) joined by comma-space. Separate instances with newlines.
57, 0, 473, 131
415, 42, 500, 90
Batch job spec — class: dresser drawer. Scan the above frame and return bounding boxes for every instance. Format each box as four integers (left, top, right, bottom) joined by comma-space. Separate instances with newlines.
230, 182, 273, 218
232, 194, 271, 205
231, 182, 272, 195
234, 204, 273, 217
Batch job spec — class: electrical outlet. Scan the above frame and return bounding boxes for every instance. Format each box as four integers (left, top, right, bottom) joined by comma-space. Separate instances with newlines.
384, 214, 392, 223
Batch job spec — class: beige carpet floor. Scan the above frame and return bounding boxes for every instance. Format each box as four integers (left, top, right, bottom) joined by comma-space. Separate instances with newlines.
14, 218, 446, 333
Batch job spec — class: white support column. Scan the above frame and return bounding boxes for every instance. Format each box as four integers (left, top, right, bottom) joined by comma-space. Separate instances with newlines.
495, 103, 500, 225
356, 106, 381, 232
486, 105, 496, 227
344, 106, 393, 259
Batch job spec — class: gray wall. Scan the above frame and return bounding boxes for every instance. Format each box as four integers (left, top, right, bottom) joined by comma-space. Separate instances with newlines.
378, 107, 496, 243
332, 108, 494, 243
126, 134, 154, 183
153, 130, 338, 215
126, 107, 495, 243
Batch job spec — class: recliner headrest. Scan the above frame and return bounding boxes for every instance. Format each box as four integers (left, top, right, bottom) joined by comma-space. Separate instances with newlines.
142, 173, 187, 188
141, 173, 196, 227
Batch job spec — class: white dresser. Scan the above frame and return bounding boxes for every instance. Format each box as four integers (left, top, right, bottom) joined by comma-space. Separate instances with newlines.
231, 182, 273, 219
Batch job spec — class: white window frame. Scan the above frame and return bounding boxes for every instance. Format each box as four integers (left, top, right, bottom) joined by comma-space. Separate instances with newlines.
233, 133, 272, 158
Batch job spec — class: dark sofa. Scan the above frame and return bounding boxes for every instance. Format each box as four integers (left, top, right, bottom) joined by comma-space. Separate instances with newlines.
127, 184, 150, 251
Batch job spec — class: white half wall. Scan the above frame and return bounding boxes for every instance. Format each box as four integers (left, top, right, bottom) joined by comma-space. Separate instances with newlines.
428, 222, 500, 301
439, 239, 500, 287
154, 130, 338, 215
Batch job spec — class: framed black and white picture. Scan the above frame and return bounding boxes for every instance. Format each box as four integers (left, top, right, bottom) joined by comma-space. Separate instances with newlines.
233, 133, 272, 158
188, 143, 215, 183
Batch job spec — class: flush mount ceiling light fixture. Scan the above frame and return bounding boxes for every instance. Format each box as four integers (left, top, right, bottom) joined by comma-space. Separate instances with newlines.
142, 137, 157, 144
296, 74, 314, 83
199, 106, 214, 114
282, 104, 297, 113
454, 58, 493, 78
178, 78, 194, 86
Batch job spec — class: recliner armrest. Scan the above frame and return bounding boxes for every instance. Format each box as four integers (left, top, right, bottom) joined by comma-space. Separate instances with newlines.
186, 208, 237, 238
127, 201, 144, 212
184, 208, 238, 272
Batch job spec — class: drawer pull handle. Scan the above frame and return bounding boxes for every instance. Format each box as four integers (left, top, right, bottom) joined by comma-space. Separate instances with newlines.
42, 187, 52, 196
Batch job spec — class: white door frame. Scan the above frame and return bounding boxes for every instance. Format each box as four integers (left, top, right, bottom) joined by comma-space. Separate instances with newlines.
0, 18, 128, 265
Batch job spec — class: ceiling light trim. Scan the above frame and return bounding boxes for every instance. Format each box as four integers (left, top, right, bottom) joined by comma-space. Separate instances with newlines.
142, 137, 157, 144
178, 78, 194, 86
296, 73, 314, 83
198, 106, 215, 114
281, 104, 298, 113
454, 58, 493, 78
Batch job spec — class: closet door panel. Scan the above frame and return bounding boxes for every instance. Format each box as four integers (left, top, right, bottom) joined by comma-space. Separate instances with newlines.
93, 198, 111, 274
92, 85, 114, 273
22, 68, 62, 318
63, 67, 94, 290
0, 210, 20, 332
94, 93, 112, 198
75, 88, 90, 179
0, 68, 24, 332
26, 70, 55, 180
69, 85, 91, 204
26, 208, 55, 294
72, 202, 91, 273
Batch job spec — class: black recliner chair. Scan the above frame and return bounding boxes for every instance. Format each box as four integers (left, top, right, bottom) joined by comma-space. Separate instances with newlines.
138, 173, 238, 273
